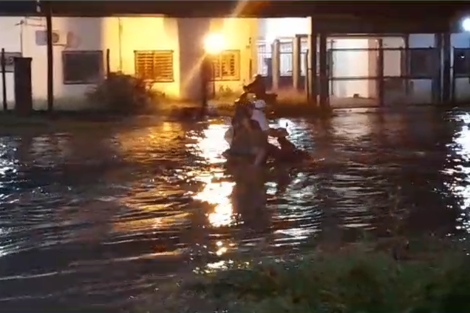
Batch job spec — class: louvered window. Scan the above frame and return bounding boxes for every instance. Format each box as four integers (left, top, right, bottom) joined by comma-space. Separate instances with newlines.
211, 50, 240, 81
134, 50, 174, 82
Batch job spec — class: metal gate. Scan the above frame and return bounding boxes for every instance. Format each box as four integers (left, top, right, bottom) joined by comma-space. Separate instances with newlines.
327, 46, 439, 107
452, 47, 470, 103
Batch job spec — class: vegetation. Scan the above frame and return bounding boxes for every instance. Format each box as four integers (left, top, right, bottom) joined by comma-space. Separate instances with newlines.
135, 237, 470, 313
133, 188, 470, 313
87, 72, 161, 114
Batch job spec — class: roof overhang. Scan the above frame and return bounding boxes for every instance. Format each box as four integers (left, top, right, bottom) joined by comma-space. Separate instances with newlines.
1, 1, 469, 33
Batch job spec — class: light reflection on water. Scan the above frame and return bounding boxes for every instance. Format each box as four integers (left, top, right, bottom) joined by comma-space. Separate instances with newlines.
446, 113, 470, 232
190, 123, 235, 229
0, 110, 467, 311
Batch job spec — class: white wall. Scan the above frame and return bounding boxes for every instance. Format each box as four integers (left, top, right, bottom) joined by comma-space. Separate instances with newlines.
259, 18, 310, 43
0, 17, 181, 110
209, 18, 258, 95
0, 16, 255, 109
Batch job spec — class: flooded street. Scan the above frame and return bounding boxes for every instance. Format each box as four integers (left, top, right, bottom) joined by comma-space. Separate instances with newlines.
0, 109, 468, 311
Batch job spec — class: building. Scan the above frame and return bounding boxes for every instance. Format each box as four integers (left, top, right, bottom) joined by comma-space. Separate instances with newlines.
0, 16, 259, 110
0, 15, 470, 110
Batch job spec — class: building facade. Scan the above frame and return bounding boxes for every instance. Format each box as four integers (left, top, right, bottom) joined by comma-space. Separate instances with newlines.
0, 16, 257, 110
0, 16, 469, 110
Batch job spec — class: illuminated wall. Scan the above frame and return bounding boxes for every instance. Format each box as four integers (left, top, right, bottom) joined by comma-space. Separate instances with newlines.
330, 38, 371, 98
259, 17, 311, 42
206, 18, 258, 96
0, 16, 256, 109
258, 18, 377, 98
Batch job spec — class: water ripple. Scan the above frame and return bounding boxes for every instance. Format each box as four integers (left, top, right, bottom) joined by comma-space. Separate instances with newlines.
0, 110, 466, 310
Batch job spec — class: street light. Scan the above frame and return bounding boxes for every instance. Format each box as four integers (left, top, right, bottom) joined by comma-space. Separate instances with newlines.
203, 33, 226, 100
461, 17, 470, 32
203, 32, 226, 55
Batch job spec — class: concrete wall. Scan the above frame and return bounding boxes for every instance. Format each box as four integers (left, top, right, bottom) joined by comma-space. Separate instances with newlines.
0, 16, 255, 110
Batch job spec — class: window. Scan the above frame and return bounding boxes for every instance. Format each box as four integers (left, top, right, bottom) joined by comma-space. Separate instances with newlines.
211, 50, 240, 81
134, 50, 174, 82
279, 41, 293, 76
62, 50, 103, 85
454, 48, 470, 77
257, 41, 272, 77
408, 48, 438, 78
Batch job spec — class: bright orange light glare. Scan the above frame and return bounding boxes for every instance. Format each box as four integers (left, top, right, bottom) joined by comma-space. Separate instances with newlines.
203, 33, 226, 54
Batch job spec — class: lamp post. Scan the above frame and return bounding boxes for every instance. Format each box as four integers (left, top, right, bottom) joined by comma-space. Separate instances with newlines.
202, 33, 225, 107
461, 17, 470, 32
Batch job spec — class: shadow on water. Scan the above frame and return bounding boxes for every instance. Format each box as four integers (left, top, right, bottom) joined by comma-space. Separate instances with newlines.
0, 108, 468, 310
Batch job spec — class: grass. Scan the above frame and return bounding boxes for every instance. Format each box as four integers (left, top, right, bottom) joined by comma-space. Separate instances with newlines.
134, 236, 470, 313
133, 188, 470, 313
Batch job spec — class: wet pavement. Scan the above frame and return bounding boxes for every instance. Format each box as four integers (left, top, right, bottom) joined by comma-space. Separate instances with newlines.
0, 108, 468, 311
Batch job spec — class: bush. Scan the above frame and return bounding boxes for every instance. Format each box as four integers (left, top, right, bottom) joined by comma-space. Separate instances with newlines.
134, 237, 470, 313
182, 238, 470, 313
87, 72, 160, 114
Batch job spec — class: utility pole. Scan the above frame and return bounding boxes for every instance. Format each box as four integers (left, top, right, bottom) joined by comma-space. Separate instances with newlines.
44, 0, 54, 112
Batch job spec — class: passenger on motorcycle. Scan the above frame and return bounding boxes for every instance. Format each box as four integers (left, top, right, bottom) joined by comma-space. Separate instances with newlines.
244, 74, 267, 101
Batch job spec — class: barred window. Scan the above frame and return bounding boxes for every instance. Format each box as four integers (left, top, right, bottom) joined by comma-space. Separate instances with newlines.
62, 50, 103, 85
134, 50, 174, 83
211, 50, 240, 81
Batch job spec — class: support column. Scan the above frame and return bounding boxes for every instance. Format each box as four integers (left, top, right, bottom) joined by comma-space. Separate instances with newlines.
433, 33, 442, 104
45, 1, 54, 112
272, 39, 280, 91
293, 35, 301, 90
308, 32, 318, 107
318, 33, 329, 110
368, 39, 378, 99
442, 33, 451, 103
403, 34, 410, 96
377, 39, 384, 106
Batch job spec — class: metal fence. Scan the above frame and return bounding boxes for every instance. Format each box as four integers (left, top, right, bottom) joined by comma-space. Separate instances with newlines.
255, 36, 470, 107
327, 47, 439, 107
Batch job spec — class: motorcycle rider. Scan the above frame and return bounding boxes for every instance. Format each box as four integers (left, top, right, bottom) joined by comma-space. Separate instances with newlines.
244, 74, 267, 101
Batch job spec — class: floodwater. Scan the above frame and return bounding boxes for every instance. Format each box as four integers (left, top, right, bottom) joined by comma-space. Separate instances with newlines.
0, 109, 469, 311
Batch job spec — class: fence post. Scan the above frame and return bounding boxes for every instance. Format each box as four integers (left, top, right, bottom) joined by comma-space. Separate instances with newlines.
305, 49, 310, 102
442, 33, 451, 103
404, 34, 410, 96
45, 1, 54, 112
1, 48, 6, 111
271, 40, 280, 91
318, 33, 329, 110
308, 33, 318, 107
377, 39, 384, 106
293, 35, 301, 90
106, 48, 110, 77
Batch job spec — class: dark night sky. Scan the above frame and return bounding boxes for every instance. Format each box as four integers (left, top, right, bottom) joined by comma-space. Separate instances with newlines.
0, 1, 469, 21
